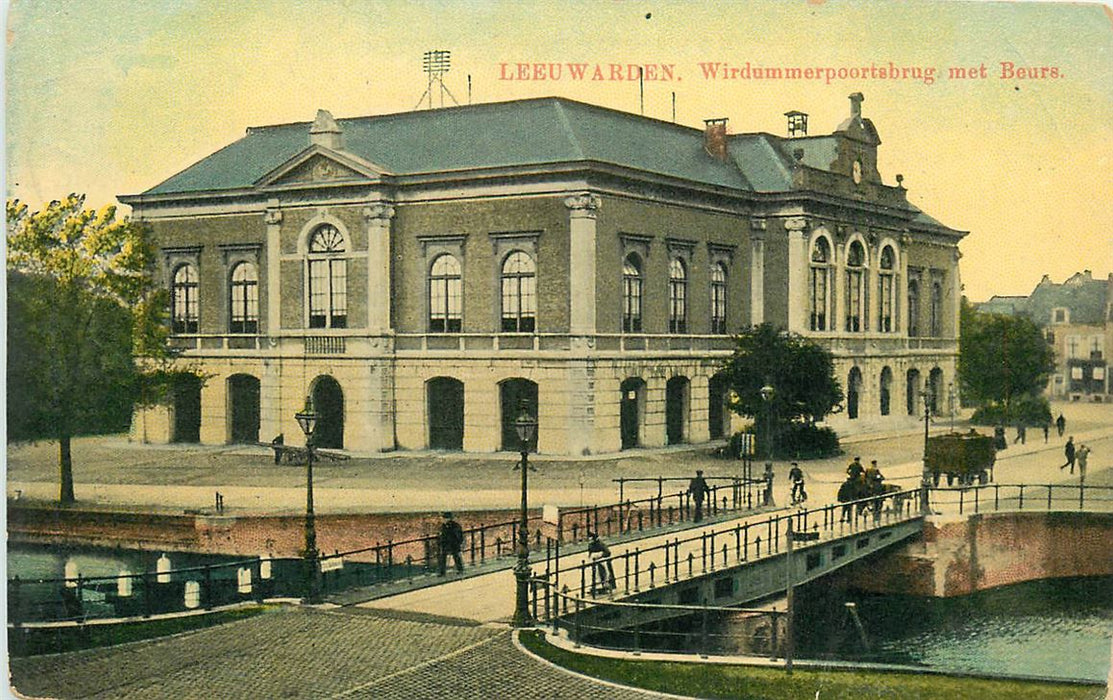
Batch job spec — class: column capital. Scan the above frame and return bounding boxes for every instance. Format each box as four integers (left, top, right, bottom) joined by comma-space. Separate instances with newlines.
363, 203, 396, 222
564, 193, 601, 217
784, 216, 808, 234
264, 209, 283, 226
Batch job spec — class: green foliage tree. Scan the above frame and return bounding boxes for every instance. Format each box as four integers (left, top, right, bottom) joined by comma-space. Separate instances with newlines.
7, 194, 168, 503
959, 299, 1055, 417
720, 323, 844, 457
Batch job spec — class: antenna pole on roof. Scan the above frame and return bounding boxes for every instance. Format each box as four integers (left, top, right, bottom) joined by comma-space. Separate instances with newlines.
414, 50, 461, 110
639, 67, 644, 115
468, 74, 472, 105
672, 92, 676, 123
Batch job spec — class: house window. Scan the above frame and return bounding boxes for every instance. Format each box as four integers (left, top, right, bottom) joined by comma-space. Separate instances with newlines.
668, 257, 687, 333
428, 254, 462, 332
930, 280, 943, 336
500, 251, 536, 333
710, 262, 727, 334
878, 246, 895, 332
845, 241, 865, 332
809, 237, 831, 331
1067, 336, 1080, 358
229, 262, 258, 334
307, 224, 347, 329
623, 254, 643, 332
908, 278, 920, 337
171, 264, 199, 334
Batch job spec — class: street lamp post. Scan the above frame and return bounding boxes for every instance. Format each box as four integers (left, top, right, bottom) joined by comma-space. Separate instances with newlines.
513, 403, 538, 627
295, 397, 321, 604
919, 386, 932, 515
760, 383, 774, 505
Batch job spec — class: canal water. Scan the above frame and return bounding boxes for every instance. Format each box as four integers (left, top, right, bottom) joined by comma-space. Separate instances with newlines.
795, 575, 1113, 683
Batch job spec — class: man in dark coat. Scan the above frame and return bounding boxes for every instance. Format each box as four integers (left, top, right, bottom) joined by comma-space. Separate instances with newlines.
1060, 436, 1076, 474
438, 512, 465, 575
688, 470, 710, 522
1056, 413, 1066, 437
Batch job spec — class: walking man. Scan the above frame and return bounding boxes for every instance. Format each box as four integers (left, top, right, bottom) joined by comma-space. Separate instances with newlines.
762, 463, 775, 507
1077, 444, 1091, 483
1013, 423, 1026, 445
1060, 436, 1076, 474
437, 512, 465, 576
1042, 422, 1050, 443
1056, 413, 1066, 437
688, 470, 710, 522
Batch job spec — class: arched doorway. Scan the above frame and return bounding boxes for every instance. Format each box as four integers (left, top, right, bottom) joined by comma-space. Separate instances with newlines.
666, 376, 690, 445
620, 378, 646, 450
500, 378, 538, 451
311, 376, 344, 449
907, 368, 922, 416
929, 367, 944, 415
847, 367, 862, 420
227, 374, 260, 444
171, 374, 202, 443
879, 367, 892, 417
708, 373, 731, 440
427, 377, 464, 450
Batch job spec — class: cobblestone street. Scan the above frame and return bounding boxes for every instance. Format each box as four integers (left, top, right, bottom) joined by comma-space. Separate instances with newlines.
9, 607, 668, 699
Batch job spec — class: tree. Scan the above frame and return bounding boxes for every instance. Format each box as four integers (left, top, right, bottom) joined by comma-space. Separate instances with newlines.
720, 323, 843, 457
959, 299, 1055, 415
7, 195, 165, 503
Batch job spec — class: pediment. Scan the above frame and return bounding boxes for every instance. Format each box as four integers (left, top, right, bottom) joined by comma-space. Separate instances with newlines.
256, 146, 389, 189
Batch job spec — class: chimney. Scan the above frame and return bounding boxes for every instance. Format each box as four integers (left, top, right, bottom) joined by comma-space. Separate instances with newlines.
310, 109, 344, 150
703, 118, 729, 161
785, 110, 808, 137
849, 92, 864, 120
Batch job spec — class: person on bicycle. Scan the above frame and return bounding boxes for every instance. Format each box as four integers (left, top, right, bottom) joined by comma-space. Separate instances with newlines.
788, 462, 806, 504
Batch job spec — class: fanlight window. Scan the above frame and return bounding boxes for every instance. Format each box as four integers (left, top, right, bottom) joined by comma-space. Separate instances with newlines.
307, 224, 347, 329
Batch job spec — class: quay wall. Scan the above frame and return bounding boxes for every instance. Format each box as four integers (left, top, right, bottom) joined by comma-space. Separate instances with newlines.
7, 503, 528, 559
846, 511, 1113, 596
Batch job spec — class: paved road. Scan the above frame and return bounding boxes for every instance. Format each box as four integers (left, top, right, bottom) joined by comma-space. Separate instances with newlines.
9, 607, 670, 700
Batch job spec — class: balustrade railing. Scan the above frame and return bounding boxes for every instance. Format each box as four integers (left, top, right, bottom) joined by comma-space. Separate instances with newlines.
929, 483, 1113, 515
539, 489, 922, 607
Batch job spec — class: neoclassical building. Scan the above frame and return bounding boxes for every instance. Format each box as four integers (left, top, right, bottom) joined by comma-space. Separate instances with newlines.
122, 92, 964, 455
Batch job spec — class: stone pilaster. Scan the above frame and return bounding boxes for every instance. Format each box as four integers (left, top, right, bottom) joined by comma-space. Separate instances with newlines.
749, 218, 766, 325
565, 193, 601, 335
265, 205, 282, 334
784, 217, 808, 332
364, 203, 395, 335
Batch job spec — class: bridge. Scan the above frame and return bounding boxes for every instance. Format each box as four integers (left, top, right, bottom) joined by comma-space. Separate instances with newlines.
522, 483, 1113, 658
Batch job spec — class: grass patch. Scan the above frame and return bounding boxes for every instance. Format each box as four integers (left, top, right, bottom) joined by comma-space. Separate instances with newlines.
9, 606, 270, 657
520, 631, 1106, 700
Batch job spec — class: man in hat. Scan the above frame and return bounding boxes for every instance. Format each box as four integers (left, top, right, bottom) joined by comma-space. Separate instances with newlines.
688, 470, 710, 522
437, 511, 465, 575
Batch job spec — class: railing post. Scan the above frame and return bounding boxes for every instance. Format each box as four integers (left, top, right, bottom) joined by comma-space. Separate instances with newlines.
994, 484, 1000, 511
254, 558, 264, 603
204, 566, 213, 610
959, 489, 965, 515
1079, 485, 1085, 511
633, 548, 641, 592
623, 551, 631, 594
1018, 485, 1025, 510
143, 572, 153, 618
1047, 485, 1053, 511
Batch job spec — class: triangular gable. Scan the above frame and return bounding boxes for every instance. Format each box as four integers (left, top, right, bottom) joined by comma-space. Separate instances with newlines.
255, 145, 390, 189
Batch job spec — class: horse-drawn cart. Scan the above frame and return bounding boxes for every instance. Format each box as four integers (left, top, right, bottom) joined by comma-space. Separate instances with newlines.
925, 431, 996, 486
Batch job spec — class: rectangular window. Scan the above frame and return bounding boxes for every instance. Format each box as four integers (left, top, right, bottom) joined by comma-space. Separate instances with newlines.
1071, 366, 1083, 379
810, 268, 827, 331
845, 270, 862, 332
878, 273, 893, 332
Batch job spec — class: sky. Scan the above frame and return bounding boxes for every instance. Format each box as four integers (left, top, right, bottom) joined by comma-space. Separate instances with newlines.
5, 0, 1112, 301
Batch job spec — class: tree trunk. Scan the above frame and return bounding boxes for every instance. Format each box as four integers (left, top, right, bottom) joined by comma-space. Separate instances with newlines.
58, 434, 75, 504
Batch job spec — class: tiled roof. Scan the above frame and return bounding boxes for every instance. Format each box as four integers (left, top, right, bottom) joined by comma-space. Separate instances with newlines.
137, 96, 947, 234
1026, 275, 1109, 326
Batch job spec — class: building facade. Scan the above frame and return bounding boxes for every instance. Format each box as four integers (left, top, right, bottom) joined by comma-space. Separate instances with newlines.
983, 271, 1112, 401
122, 93, 965, 455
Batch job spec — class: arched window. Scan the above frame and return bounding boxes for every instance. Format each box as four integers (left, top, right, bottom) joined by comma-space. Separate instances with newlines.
307, 224, 347, 329
501, 251, 536, 333
930, 281, 943, 337
229, 262, 258, 334
668, 257, 687, 333
710, 262, 728, 334
908, 278, 921, 337
878, 246, 895, 332
622, 254, 643, 332
809, 237, 831, 331
171, 264, 199, 334
845, 241, 865, 332
428, 254, 462, 333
